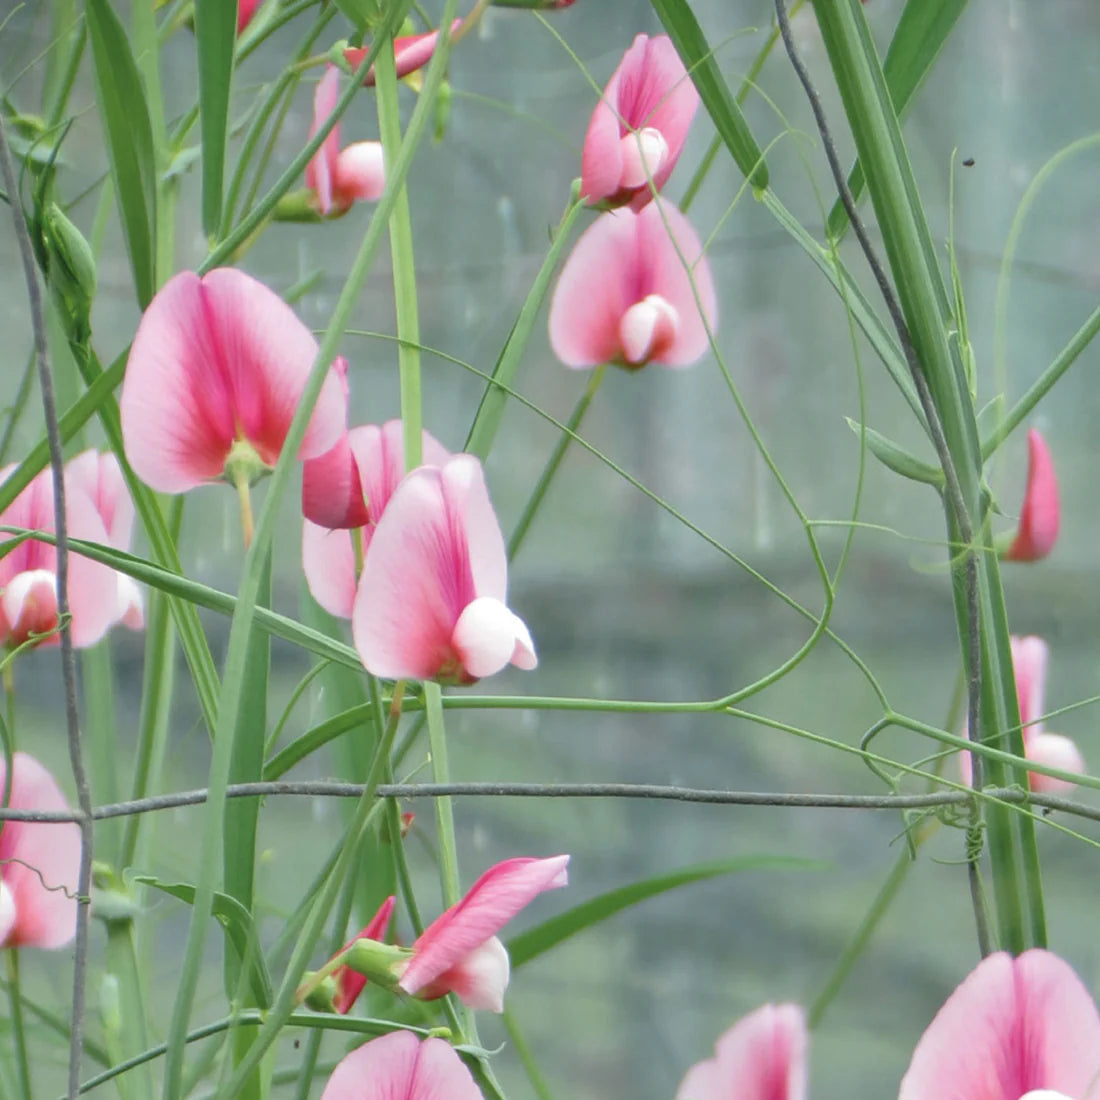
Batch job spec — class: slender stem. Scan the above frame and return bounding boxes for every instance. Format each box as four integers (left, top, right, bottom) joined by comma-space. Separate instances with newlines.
7, 951, 32, 1100
424, 683, 459, 910
235, 473, 254, 549
508, 366, 605, 561
0, 107, 93, 1100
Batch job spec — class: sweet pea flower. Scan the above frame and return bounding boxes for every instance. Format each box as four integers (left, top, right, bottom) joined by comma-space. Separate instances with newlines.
343, 19, 464, 88
306, 66, 385, 217
120, 268, 347, 495
961, 636, 1085, 794
237, 0, 261, 34
1003, 428, 1060, 562
549, 199, 717, 370
898, 950, 1100, 1099
321, 1031, 481, 1100
302, 421, 450, 619
0, 465, 123, 649
580, 34, 699, 210
0, 753, 81, 949
341, 855, 569, 1014
676, 1003, 808, 1100
352, 454, 536, 683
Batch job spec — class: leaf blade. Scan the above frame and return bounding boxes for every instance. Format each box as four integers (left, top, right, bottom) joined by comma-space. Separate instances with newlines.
194, 0, 237, 235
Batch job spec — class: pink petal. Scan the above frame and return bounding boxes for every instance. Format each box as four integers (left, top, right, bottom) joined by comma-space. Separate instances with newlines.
320, 1031, 481, 1100
440, 456, 507, 602
120, 269, 346, 493
420, 935, 509, 1013
334, 142, 386, 207
306, 66, 342, 216
0, 753, 81, 949
64, 450, 134, 549
1026, 731, 1085, 794
452, 596, 536, 679
115, 575, 145, 630
399, 855, 568, 999
237, 0, 261, 34
333, 896, 395, 1015
1005, 429, 1060, 562
899, 949, 1100, 1100
302, 522, 359, 620
302, 432, 371, 530
0, 883, 16, 947
2, 571, 59, 645
1011, 635, 1049, 730
676, 1003, 808, 1100
344, 20, 463, 88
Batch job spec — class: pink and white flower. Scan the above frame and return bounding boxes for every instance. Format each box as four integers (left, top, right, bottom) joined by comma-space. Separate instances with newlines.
0, 753, 81, 949
549, 200, 716, 370
343, 20, 464, 88
321, 1030, 481, 1100
580, 34, 698, 210
306, 66, 385, 217
352, 454, 536, 683
1003, 428, 1060, 562
676, 1003, 808, 1100
899, 950, 1100, 1099
302, 421, 450, 619
120, 268, 347, 494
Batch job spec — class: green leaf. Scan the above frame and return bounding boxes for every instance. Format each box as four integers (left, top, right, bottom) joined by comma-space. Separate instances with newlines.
194, 0, 237, 236
507, 856, 819, 969
85, 0, 157, 307
846, 418, 943, 486
650, 0, 768, 189
826, 0, 968, 241
134, 877, 273, 1008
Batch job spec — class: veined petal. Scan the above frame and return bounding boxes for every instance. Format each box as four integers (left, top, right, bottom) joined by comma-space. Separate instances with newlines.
440, 456, 507, 603
65, 450, 134, 549
321, 1031, 481, 1100
898, 950, 1100, 1100
399, 855, 568, 999
302, 431, 371, 530
0, 754, 80, 949
1004, 429, 1060, 562
306, 66, 342, 215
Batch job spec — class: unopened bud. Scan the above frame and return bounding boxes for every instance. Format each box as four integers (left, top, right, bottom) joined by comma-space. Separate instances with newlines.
44, 203, 96, 342
301, 973, 339, 1013
344, 937, 412, 990
434, 80, 452, 142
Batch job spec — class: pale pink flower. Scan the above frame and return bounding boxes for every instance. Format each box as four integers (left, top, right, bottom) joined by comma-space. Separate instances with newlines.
898, 950, 1100, 1099
321, 1030, 481, 1100
397, 855, 569, 1012
302, 421, 450, 619
343, 20, 464, 88
581, 34, 698, 210
306, 67, 385, 217
676, 1003, 808, 1100
548, 200, 717, 370
120, 268, 347, 494
962, 636, 1085, 794
352, 455, 536, 683
0, 466, 122, 649
64, 450, 144, 629
1004, 428, 1060, 562
0, 753, 81, 949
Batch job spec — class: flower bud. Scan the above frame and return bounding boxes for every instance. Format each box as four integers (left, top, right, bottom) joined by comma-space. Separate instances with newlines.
44, 203, 97, 342
343, 937, 412, 990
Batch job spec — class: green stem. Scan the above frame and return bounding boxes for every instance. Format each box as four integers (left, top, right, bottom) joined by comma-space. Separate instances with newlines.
508, 365, 605, 561
502, 1008, 554, 1100
6, 951, 31, 1100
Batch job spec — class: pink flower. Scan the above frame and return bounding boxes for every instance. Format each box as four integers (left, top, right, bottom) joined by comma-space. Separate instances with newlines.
898, 950, 1100, 1099
676, 1004, 808, 1100
580, 34, 699, 210
237, 0, 261, 34
352, 455, 536, 683
398, 855, 569, 1012
302, 421, 450, 619
343, 20, 464, 88
306, 66, 385, 217
549, 199, 717, 370
961, 635, 1085, 794
0, 465, 123, 649
321, 1031, 481, 1100
1003, 428, 1060, 562
64, 450, 144, 630
0, 753, 81, 949
333, 896, 395, 1015
120, 268, 347, 494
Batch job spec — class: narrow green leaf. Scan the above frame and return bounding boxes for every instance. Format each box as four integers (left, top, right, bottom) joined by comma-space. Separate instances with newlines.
85, 0, 157, 306
134, 878, 273, 1008
650, 0, 768, 189
194, 0, 237, 235
507, 856, 818, 969
826, 0, 968, 240
264, 703, 372, 781
846, 418, 943, 486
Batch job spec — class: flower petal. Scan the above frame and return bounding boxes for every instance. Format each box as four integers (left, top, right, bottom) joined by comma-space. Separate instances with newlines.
302, 431, 371, 530
306, 66, 342, 215
1004, 429, 1060, 562
1011, 635, 1049, 730
344, 20, 463, 87
333, 896, 395, 1015
320, 1031, 481, 1100
303, 523, 358, 620
898, 949, 1100, 1099
399, 855, 568, 999
452, 596, 535, 679
0, 754, 81, 949
334, 142, 386, 207
64, 450, 134, 549
421, 935, 510, 1013
1026, 731, 1085, 794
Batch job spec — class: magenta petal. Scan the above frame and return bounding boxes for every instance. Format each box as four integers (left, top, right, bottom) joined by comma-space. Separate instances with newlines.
333, 895, 395, 1015
399, 855, 569, 999
306, 66, 342, 215
320, 1031, 480, 1100
676, 1003, 808, 1100
1005, 429, 1060, 562
0, 754, 81, 949
303, 432, 371, 530
345, 19, 463, 87
899, 949, 1100, 1100
440, 456, 507, 601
